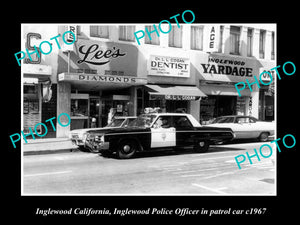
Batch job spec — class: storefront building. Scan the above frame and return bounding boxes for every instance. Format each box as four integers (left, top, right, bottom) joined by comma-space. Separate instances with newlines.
192, 24, 276, 123
22, 24, 275, 138
22, 25, 59, 138
55, 25, 207, 137
56, 25, 147, 137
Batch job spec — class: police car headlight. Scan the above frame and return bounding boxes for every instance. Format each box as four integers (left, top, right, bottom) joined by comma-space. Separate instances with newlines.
86, 134, 93, 141
94, 135, 104, 142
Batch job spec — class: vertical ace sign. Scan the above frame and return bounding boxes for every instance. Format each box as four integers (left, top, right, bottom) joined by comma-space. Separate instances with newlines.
205, 25, 220, 52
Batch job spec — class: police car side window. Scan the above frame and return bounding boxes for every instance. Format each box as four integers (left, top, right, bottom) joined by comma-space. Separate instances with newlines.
154, 116, 172, 128
173, 116, 193, 129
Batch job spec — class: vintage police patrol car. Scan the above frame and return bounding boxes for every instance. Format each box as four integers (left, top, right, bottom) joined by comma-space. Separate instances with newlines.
69, 116, 136, 150
84, 113, 235, 158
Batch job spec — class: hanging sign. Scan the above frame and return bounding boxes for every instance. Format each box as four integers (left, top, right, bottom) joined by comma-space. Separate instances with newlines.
205, 25, 220, 52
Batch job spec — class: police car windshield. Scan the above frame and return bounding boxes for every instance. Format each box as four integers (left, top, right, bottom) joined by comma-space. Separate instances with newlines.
127, 114, 157, 128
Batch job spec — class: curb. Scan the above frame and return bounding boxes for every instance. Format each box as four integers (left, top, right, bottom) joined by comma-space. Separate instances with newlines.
23, 148, 77, 156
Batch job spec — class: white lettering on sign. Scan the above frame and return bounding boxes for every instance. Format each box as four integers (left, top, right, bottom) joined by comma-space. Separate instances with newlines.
206, 25, 220, 52
66, 25, 77, 43
201, 57, 253, 77
148, 55, 190, 77
259, 68, 276, 82
78, 74, 136, 83
165, 95, 197, 100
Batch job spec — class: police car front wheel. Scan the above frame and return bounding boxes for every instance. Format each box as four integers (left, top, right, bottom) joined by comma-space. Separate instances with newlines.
193, 140, 209, 153
117, 140, 138, 159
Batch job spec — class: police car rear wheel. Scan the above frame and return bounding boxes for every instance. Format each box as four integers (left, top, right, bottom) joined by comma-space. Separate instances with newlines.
117, 140, 137, 159
194, 140, 209, 153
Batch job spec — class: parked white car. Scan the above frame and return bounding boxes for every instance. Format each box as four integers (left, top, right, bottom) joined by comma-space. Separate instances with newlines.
204, 115, 275, 142
69, 116, 136, 149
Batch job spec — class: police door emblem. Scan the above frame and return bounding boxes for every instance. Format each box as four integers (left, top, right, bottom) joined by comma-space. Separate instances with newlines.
161, 133, 166, 141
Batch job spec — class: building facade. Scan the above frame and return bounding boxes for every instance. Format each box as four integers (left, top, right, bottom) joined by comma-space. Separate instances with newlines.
21, 23, 276, 138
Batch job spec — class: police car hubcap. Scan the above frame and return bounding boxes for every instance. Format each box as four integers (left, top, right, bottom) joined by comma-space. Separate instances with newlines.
123, 145, 131, 152
199, 142, 205, 147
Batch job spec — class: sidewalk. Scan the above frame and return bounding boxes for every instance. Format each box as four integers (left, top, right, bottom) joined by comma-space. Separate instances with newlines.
23, 138, 78, 156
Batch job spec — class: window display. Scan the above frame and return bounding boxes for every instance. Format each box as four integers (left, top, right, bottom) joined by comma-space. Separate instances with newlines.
236, 96, 246, 115
71, 99, 88, 117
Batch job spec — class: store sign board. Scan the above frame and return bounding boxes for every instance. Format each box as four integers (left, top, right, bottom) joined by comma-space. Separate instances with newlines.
62, 39, 138, 76
58, 73, 147, 85
149, 94, 199, 101
201, 56, 253, 77
65, 25, 77, 43
197, 54, 258, 83
205, 25, 220, 52
22, 64, 52, 75
165, 95, 198, 100
259, 68, 275, 82
148, 55, 190, 77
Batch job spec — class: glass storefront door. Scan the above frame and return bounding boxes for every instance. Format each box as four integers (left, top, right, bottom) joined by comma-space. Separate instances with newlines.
89, 97, 100, 128
200, 95, 237, 124
101, 100, 130, 127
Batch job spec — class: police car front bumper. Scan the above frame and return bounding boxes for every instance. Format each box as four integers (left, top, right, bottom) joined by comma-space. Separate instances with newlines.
84, 139, 110, 152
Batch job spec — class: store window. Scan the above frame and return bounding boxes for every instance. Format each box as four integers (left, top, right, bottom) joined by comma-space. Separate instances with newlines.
218, 25, 224, 53
247, 28, 253, 57
24, 84, 40, 114
169, 25, 182, 48
71, 99, 88, 117
70, 96, 89, 129
230, 26, 240, 55
23, 84, 41, 133
271, 31, 275, 60
119, 25, 135, 42
137, 88, 144, 115
191, 25, 203, 50
145, 25, 160, 45
90, 25, 109, 38
236, 96, 246, 115
200, 96, 237, 124
259, 30, 266, 59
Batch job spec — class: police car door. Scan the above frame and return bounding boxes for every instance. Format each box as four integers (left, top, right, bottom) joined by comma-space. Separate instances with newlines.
151, 116, 176, 148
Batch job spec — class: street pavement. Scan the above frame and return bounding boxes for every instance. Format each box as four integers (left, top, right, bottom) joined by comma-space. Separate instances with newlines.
22, 141, 276, 195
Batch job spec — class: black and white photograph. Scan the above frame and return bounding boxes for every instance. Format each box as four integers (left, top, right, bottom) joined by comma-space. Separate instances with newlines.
19, 23, 278, 195
5, 6, 298, 220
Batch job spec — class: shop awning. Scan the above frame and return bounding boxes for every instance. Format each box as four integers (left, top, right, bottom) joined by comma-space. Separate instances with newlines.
145, 84, 206, 100
58, 72, 148, 91
200, 85, 251, 96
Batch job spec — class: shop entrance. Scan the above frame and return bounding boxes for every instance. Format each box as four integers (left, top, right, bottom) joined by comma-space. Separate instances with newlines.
101, 95, 133, 126
70, 86, 133, 129
216, 96, 236, 116
259, 89, 274, 121
200, 95, 237, 124
70, 93, 102, 129
89, 97, 100, 128
139, 88, 190, 114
